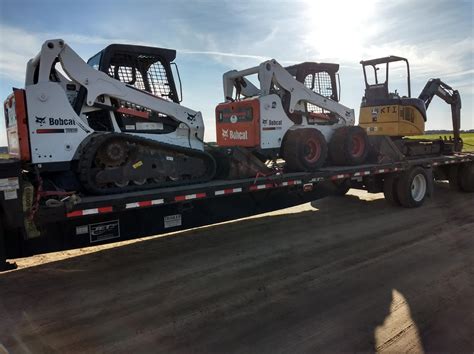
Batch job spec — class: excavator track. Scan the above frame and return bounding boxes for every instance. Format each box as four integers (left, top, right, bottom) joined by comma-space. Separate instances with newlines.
78, 133, 216, 195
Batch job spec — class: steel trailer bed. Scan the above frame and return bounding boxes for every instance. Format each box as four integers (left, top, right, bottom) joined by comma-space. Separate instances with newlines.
1, 152, 473, 270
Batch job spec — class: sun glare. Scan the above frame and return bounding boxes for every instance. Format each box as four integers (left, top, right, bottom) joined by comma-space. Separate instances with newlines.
302, 0, 380, 62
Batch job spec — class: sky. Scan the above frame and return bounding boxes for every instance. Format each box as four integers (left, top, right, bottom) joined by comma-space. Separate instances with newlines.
0, 0, 472, 146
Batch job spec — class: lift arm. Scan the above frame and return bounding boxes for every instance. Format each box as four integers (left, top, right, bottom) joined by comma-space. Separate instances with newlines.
26, 39, 205, 149
223, 59, 355, 125
418, 79, 462, 151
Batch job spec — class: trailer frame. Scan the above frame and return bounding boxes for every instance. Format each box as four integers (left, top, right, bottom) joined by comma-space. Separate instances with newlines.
1, 152, 473, 271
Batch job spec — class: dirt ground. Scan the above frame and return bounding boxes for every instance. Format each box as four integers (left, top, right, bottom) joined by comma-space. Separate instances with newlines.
0, 183, 473, 353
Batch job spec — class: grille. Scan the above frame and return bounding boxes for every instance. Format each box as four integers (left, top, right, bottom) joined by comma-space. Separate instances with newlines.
106, 53, 175, 126
304, 72, 333, 113
146, 60, 172, 99
107, 54, 172, 101
400, 106, 415, 123
110, 65, 147, 91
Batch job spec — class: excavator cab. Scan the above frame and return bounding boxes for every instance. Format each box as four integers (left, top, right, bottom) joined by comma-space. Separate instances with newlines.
361, 56, 411, 103
359, 56, 427, 136
359, 55, 462, 154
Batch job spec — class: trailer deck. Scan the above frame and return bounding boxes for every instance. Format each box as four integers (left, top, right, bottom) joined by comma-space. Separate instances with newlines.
1, 152, 473, 270
27, 153, 474, 220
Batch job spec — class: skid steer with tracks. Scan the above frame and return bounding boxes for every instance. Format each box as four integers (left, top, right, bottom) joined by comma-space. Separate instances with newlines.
4, 39, 216, 195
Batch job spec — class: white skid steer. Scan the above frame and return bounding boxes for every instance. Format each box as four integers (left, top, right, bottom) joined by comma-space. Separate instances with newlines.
4, 39, 216, 194
215, 59, 369, 171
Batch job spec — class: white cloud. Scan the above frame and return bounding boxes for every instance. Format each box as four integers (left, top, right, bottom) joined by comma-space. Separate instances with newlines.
0, 26, 43, 83
180, 50, 269, 62
0, 24, 290, 84
0, 0, 472, 148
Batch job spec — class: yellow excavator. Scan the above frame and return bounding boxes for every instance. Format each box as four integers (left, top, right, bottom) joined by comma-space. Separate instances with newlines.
359, 56, 462, 157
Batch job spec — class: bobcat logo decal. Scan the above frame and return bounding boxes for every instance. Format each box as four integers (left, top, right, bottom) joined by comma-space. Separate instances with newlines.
221, 129, 229, 139
35, 116, 46, 126
186, 112, 197, 122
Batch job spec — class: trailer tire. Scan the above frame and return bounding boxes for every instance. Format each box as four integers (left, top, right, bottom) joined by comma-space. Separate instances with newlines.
329, 126, 369, 166
282, 129, 327, 172
396, 167, 431, 208
459, 162, 474, 192
383, 174, 401, 206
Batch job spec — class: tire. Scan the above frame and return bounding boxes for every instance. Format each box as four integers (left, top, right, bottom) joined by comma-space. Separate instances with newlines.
282, 129, 328, 172
383, 174, 401, 206
329, 126, 369, 166
459, 162, 474, 192
396, 167, 431, 208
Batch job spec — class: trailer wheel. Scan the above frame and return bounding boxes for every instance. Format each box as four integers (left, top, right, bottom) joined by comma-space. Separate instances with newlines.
383, 174, 401, 206
459, 162, 474, 192
282, 129, 328, 172
396, 167, 431, 208
329, 126, 369, 166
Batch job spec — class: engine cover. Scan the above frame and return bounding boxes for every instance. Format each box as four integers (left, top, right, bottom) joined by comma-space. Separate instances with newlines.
215, 99, 260, 147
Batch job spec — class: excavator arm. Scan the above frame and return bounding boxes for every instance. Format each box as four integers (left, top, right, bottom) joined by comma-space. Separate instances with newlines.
418, 79, 462, 151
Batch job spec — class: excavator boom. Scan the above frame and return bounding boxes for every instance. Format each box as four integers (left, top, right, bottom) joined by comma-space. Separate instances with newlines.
418, 79, 462, 151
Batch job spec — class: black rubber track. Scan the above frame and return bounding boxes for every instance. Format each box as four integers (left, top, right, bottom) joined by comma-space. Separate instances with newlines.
78, 133, 216, 195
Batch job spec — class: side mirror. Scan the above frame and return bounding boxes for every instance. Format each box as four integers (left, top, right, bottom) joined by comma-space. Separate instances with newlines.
171, 62, 183, 103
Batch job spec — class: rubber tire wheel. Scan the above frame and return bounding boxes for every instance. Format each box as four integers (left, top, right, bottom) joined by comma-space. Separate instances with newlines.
396, 167, 430, 208
329, 126, 369, 166
383, 174, 401, 206
282, 129, 328, 172
459, 162, 474, 192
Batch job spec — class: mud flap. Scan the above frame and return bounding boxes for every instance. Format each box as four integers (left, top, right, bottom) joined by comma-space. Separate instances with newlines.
22, 182, 41, 239
425, 167, 434, 197
0, 220, 17, 271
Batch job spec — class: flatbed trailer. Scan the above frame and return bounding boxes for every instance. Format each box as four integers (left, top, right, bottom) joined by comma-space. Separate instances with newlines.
1, 152, 473, 270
